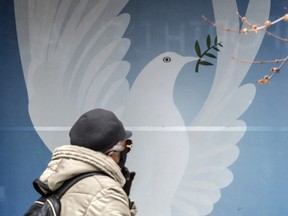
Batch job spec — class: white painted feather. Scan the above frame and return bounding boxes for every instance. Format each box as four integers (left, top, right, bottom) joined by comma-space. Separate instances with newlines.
172, 0, 270, 215
14, 0, 131, 150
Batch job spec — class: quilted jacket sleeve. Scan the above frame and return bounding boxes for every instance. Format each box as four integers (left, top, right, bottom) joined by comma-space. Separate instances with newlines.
86, 186, 135, 216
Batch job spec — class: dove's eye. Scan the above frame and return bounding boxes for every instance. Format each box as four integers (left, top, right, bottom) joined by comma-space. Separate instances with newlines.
163, 56, 171, 63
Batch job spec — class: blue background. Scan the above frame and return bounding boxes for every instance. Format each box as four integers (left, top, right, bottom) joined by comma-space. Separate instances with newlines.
1, 0, 288, 215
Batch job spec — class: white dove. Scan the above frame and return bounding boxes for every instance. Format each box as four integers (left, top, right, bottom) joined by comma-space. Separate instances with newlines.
13, 0, 270, 215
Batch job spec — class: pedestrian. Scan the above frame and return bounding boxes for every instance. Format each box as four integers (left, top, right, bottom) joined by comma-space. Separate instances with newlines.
35, 108, 137, 215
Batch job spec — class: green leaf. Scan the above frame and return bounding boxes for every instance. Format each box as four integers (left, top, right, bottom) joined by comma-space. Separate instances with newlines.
199, 60, 213, 66
195, 59, 201, 72
214, 36, 218, 45
204, 53, 217, 58
218, 43, 223, 47
206, 34, 211, 48
213, 47, 220, 52
195, 41, 201, 57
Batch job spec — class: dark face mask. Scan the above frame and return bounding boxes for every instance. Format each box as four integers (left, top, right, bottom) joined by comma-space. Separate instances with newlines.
117, 139, 132, 169
118, 151, 127, 169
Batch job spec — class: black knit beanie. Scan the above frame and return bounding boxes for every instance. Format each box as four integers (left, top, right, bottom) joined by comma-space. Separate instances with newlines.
69, 108, 132, 153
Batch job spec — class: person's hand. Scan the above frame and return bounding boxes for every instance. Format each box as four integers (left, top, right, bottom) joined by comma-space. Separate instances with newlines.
121, 167, 136, 196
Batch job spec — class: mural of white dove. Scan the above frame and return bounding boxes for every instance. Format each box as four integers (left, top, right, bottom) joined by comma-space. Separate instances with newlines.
14, 0, 270, 215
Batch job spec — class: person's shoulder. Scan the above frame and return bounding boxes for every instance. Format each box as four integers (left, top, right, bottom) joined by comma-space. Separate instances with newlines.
68, 173, 121, 194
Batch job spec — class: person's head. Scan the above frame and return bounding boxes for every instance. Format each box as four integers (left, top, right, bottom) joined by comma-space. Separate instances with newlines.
69, 108, 132, 167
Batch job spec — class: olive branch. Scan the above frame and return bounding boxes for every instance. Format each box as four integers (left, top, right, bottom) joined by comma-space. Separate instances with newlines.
194, 34, 223, 72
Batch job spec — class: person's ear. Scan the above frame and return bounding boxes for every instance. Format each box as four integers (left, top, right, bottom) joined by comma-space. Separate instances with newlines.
107, 151, 120, 163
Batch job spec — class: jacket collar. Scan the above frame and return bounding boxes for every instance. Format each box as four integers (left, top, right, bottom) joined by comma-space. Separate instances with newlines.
40, 145, 126, 191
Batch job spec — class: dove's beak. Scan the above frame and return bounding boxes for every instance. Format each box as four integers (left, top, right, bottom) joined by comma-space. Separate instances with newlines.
185, 56, 198, 63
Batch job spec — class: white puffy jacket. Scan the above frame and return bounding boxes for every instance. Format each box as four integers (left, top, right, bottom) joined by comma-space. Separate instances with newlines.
38, 145, 137, 216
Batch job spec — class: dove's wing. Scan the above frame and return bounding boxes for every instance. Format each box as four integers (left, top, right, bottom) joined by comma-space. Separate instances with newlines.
172, 0, 270, 215
14, 0, 131, 151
